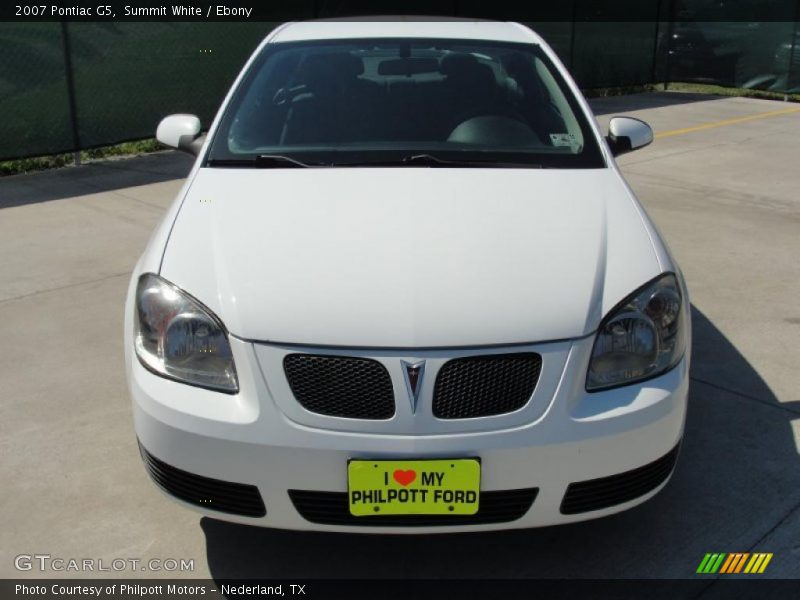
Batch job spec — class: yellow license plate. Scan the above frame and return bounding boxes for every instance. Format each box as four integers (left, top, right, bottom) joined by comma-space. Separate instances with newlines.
348, 458, 480, 516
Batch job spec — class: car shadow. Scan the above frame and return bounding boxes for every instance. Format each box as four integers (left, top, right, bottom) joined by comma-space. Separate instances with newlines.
201, 306, 800, 579
0, 151, 194, 209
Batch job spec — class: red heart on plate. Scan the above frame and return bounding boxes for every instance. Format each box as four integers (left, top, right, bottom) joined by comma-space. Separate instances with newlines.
393, 469, 416, 487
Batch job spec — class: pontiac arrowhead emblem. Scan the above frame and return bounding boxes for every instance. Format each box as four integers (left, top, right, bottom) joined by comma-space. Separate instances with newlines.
401, 360, 426, 413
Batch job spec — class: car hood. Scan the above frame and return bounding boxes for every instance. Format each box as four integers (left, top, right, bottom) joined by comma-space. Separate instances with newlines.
161, 167, 661, 347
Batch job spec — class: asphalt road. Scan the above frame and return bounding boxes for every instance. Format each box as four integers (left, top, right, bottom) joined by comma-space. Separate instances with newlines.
1, 92, 799, 584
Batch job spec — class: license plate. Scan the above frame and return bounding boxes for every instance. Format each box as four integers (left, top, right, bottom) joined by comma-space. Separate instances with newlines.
348, 458, 480, 516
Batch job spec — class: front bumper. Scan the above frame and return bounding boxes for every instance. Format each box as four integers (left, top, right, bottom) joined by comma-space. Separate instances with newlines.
129, 330, 689, 533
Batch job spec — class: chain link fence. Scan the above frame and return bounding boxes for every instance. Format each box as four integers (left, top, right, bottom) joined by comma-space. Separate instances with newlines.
1, 0, 798, 161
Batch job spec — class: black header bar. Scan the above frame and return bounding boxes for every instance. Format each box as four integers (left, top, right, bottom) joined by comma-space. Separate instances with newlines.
3, 1, 800, 23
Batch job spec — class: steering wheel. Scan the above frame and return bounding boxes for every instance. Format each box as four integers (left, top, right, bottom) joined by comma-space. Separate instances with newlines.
447, 115, 541, 146
271, 84, 310, 106
446, 104, 529, 135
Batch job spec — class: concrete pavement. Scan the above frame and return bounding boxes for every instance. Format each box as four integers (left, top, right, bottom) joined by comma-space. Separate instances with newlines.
1, 93, 799, 585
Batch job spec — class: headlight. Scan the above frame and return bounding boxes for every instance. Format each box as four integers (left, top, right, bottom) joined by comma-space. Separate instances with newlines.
586, 273, 686, 391
134, 273, 238, 393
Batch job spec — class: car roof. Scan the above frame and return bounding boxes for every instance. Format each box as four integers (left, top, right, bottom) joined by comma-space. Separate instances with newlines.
270, 18, 542, 45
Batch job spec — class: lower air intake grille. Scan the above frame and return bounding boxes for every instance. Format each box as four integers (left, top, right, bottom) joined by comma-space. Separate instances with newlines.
288, 488, 538, 526
432, 353, 542, 419
560, 444, 680, 514
284, 354, 395, 419
139, 443, 266, 517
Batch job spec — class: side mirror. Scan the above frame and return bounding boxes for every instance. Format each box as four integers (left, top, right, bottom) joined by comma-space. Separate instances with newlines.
156, 114, 205, 155
606, 117, 653, 157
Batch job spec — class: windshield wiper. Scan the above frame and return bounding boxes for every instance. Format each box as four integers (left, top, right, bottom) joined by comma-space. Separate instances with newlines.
402, 153, 460, 166
207, 155, 312, 168
256, 154, 311, 168
208, 153, 543, 169
336, 154, 542, 168
403, 154, 542, 168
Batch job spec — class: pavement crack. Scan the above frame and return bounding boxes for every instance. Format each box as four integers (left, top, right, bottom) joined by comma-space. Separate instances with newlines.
747, 496, 800, 552
626, 171, 800, 216
0, 272, 129, 305
86, 156, 186, 177
622, 141, 729, 167
689, 376, 800, 415
74, 194, 165, 226
66, 176, 176, 211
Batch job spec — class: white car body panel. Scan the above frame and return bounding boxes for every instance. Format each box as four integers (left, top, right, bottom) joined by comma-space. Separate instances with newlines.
161, 168, 660, 347
126, 19, 690, 532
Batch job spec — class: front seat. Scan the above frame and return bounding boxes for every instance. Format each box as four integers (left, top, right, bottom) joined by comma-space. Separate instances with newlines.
440, 54, 502, 129
282, 52, 378, 145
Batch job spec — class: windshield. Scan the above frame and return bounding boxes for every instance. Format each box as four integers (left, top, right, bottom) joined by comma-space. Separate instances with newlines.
207, 38, 605, 168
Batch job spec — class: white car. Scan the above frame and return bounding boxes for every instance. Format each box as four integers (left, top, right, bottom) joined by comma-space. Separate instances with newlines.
126, 19, 690, 532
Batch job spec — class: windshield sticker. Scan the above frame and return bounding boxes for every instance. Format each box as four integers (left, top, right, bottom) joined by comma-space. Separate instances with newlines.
550, 133, 577, 147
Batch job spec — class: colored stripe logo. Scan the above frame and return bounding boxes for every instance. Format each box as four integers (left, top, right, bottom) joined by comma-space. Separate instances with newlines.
697, 553, 773, 574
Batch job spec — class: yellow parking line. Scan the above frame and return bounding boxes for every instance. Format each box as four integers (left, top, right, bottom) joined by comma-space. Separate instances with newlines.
655, 106, 800, 139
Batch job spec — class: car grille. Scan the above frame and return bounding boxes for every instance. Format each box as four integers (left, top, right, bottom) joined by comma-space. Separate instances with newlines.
560, 444, 681, 514
288, 488, 538, 526
283, 354, 395, 419
139, 443, 266, 518
432, 353, 542, 419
